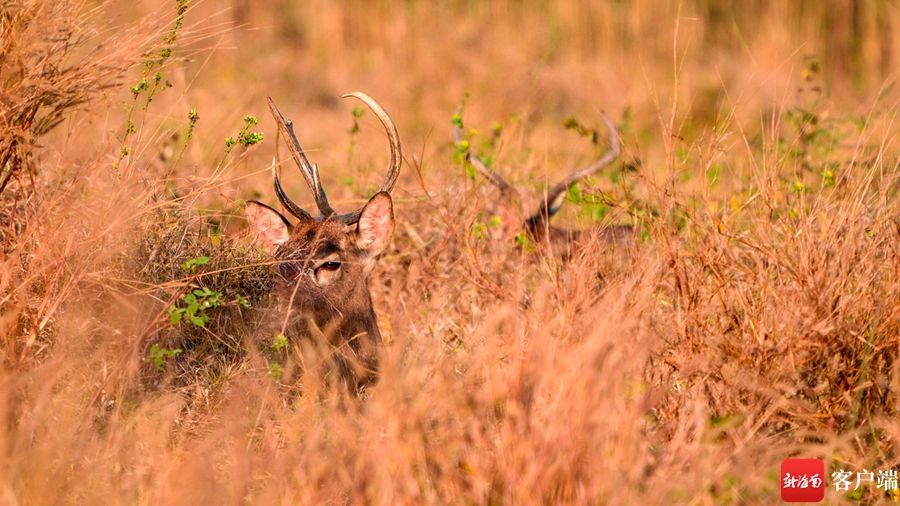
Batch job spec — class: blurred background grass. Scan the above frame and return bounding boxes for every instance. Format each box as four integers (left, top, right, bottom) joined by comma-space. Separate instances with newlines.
82, 0, 898, 215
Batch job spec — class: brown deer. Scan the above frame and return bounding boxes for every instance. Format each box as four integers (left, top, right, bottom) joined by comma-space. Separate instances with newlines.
455, 111, 632, 257
245, 92, 400, 390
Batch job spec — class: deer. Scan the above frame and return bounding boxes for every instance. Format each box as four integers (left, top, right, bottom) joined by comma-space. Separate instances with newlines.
245, 92, 400, 391
455, 110, 633, 258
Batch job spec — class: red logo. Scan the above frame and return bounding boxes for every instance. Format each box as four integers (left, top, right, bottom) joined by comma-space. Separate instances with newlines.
781, 458, 825, 502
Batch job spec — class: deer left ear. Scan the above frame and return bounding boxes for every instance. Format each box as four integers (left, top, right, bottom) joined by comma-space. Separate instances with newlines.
246, 200, 291, 254
356, 192, 394, 256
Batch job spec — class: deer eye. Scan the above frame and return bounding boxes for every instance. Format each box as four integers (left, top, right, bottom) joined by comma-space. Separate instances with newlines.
316, 261, 341, 273
312, 254, 342, 285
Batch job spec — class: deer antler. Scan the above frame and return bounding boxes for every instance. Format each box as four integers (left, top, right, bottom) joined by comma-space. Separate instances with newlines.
452, 111, 518, 201
268, 96, 335, 218
271, 156, 313, 221
334, 91, 402, 224
267, 92, 402, 224
526, 112, 620, 229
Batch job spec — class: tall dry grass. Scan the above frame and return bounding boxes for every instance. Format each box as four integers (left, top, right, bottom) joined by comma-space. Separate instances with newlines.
0, 0, 898, 504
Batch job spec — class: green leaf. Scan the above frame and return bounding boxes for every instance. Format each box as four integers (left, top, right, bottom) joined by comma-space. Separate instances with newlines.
180, 256, 210, 272
271, 333, 289, 353
515, 232, 536, 253
168, 307, 182, 326
566, 184, 583, 204
268, 363, 285, 380
464, 162, 476, 181
146, 345, 182, 371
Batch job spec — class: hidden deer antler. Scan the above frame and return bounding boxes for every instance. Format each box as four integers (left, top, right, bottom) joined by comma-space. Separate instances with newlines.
456, 110, 620, 230
455, 109, 628, 253
525, 112, 620, 230
452, 114, 519, 202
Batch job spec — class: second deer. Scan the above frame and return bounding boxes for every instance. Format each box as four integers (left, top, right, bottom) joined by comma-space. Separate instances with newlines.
456, 111, 632, 257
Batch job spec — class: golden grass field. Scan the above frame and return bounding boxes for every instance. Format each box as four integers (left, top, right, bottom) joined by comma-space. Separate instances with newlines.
1, 0, 899, 503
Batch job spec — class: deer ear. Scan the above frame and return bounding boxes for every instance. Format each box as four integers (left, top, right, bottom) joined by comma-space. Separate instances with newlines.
356, 192, 394, 256
245, 200, 291, 253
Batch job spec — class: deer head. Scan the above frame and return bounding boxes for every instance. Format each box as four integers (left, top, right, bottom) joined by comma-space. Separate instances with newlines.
246, 92, 400, 389
455, 110, 631, 255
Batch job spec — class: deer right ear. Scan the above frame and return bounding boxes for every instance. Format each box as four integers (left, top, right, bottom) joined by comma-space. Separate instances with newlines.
245, 200, 291, 253
356, 191, 394, 257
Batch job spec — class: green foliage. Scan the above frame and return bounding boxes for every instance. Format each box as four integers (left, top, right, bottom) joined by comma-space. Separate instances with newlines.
563, 115, 600, 144
491, 121, 503, 138
268, 334, 290, 380
451, 106, 471, 169
180, 255, 209, 272
452, 93, 503, 182
185, 108, 199, 142
268, 363, 285, 380
349, 106, 365, 134
130, 78, 149, 98
168, 287, 225, 328
225, 115, 265, 153
115, 0, 191, 176
618, 106, 634, 137
845, 489, 863, 501
471, 221, 488, 241
471, 214, 502, 241
146, 344, 183, 372
706, 163, 722, 186
779, 94, 865, 195
783, 106, 837, 161
566, 184, 610, 223
514, 232, 536, 253
345, 105, 366, 164
453, 138, 470, 164
820, 166, 836, 188
271, 333, 289, 353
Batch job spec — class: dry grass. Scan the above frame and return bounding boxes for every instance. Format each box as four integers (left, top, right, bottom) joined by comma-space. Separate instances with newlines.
1, 0, 898, 504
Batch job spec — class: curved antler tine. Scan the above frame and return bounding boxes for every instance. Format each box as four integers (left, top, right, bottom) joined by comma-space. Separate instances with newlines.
528, 111, 621, 225
334, 92, 402, 224
267, 96, 335, 217
272, 157, 313, 221
452, 112, 518, 200
341, 92, 401, 193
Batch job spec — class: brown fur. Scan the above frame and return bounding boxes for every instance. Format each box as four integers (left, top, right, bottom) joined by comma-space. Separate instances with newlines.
526, 221, 635, 259
484, 197, 634, 258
